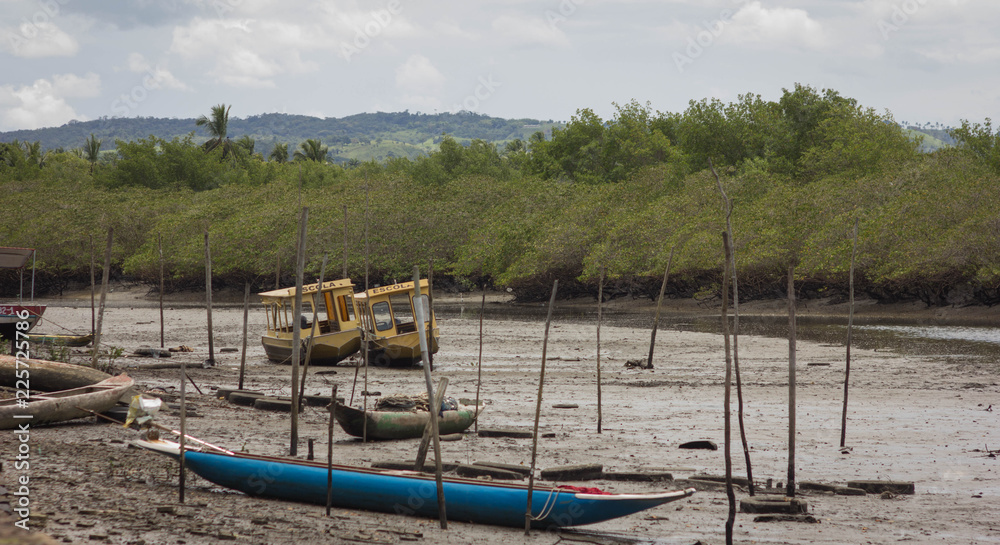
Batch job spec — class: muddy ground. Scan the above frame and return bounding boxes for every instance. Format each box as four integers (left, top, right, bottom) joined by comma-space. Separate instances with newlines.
2, 286, 999, 544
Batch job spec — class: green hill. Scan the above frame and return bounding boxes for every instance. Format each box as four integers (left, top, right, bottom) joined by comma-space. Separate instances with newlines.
0, 111, 561, 163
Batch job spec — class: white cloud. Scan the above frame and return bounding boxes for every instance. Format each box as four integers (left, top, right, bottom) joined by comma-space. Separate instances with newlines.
491, 14, 570, 48
721, 2, 828, 50
395, 54, 446, 94
2, 21, 78, 58
0, 73, 100, 131
126, 53, 190, 91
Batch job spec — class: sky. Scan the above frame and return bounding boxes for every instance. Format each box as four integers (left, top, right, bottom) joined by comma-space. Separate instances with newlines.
0, 0, 997, 133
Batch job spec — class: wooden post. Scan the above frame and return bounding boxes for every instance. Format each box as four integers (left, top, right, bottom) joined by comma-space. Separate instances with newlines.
275, 253, 280, 289
290, 207, 309, 456
721, 233, 736, 544
425, 260, 435, 371
713, 158, 754, 496
412, 266, 447, 529
787, 264, 797, 497
414, 378, 448, 470
841, 218, 859, 448
91, 228, 113, 369
300, 254, 328, 402
90, 235, 95, 336
327, 384, 337, 517
343, 204, 349, 279
179, 358, 187, 504
474, 285, 486, 433
596, 267, 604, 433
238, 281, 250, 391
204, 230, 215, 367
158, 233, 165, 348
646, 248, 675, 369
525, 280, 558, 535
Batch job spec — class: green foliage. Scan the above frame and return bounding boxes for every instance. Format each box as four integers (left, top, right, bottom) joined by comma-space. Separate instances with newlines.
294, 139, 329, 162
950, 118, 1000, 174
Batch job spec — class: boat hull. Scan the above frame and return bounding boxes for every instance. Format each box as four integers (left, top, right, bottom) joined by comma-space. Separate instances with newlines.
261, 329, 362, 366
135, 439, 695, 529
368, 328, 439, 367
0, 355, 111, 390
334, 401, 480, 440
26, 333, 94, 347
0, 373, 133, 429
0, 304, 45, 340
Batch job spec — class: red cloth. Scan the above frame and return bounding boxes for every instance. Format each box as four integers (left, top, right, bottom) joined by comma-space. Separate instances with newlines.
556, 485, 610, 495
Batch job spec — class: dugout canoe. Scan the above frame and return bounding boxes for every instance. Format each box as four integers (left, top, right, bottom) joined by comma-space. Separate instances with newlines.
133, 438, 695, 528
333, 400, 480, 440
0, 355, 111, 391
0, 373, 133, 429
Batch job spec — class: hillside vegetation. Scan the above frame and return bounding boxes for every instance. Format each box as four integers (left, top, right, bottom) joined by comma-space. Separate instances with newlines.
2, 84, 999, 306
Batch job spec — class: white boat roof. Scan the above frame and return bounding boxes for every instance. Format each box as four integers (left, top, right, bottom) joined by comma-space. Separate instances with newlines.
259, 278, 356, 300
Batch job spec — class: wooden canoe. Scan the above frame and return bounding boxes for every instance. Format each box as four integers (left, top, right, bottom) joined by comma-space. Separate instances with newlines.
334, 400, 480, 440
0, 355, 111, 391
0, 373, 134, 429
134, 438, 695, 529
26, 332, 94, 347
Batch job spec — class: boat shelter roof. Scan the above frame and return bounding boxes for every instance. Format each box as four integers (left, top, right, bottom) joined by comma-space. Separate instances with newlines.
258, 278, 355, 301
355, 279, 429, 301
0, 247, 35, 270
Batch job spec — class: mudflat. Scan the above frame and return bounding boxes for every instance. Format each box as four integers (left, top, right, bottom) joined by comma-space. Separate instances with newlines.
2, 287, 998, 544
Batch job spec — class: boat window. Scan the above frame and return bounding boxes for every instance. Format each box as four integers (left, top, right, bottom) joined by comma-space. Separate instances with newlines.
371, 301, 393, 331
337, 294, 356, 323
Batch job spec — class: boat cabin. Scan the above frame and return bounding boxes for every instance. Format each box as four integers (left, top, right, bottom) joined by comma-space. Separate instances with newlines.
355, 279, 439, 366
258, 278, 363, 365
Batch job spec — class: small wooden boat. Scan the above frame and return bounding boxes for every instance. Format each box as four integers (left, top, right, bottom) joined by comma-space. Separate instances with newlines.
134, 438, 695, 528
25, 332, 94, 347
0, 373, 133, 429
259, 278, 363, 366
355, 279, 439, 367
333, 400, 481, 440
0, 355, 111, 390
0, 247, 46, 340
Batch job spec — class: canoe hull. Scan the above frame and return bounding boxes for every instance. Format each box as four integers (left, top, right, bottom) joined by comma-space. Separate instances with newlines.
334, 401, 479, 439
0, 373, 133, 429
0, 355, 112, 391
135, 439, 695, 529
26, 333, 94, 347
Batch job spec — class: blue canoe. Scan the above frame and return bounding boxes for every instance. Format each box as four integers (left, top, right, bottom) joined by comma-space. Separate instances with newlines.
134, 439, 695, 529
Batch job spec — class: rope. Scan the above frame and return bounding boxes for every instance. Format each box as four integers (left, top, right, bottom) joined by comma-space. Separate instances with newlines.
528, 487, 561, 522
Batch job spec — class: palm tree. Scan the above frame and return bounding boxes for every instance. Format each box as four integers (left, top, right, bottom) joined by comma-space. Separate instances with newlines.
236, 135, 256, 156
269, 143, 289, 163
293, 139, 328, 162
195, 104, 238, 158
84, 133, 101, 173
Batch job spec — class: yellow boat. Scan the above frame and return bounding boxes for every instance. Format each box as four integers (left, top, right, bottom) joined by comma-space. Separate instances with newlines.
258, 278, 363, 365
355, 279, 439, 367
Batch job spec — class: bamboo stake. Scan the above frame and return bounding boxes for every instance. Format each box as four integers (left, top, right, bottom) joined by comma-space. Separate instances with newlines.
290, 207, 309, 456
91, 228, 113, 369
841, 218, 859, 447
204, 230, 215, 367
425, 260, 435, 371
299, 254, 328, 402
238, 281, 250, 391
721, 232, 736, 545
179, 358, 187, 503
525, 280, 558, 535
646, 248, 675, 369
787, 264, 797, 497
412, 266, 447, 529
362, 183, 370, 444
158, 233, 165, 348
474, 285, 486, 433
343, 204, 349, 279
327, 384, 337, 517
596, 267, 604, 433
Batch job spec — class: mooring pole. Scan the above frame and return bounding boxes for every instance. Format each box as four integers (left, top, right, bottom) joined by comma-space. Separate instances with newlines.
525, 280, 558, 535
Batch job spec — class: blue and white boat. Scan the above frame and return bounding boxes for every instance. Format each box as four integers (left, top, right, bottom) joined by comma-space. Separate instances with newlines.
134, 439, 695, 529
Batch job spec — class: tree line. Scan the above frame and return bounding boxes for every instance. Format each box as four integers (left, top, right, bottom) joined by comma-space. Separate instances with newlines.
2, 84, 999, 306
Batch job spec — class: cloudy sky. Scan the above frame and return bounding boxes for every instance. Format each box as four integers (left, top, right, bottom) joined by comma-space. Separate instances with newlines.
0, 0, 997, 132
